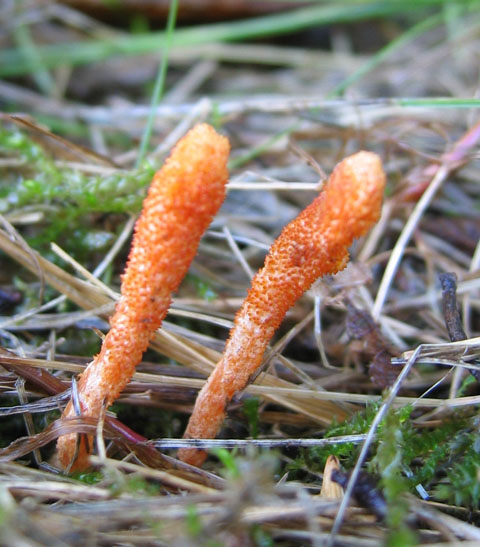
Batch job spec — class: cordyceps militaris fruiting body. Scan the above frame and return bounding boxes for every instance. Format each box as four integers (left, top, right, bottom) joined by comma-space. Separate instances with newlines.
179, 151, 386, 467
57, 124, 230, 470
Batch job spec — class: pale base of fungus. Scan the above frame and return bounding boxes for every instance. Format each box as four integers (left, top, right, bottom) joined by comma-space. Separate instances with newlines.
57, 124, 230, 471
179, 151, 386, 467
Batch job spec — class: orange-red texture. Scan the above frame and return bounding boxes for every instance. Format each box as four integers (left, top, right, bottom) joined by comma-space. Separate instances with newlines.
180, 151, 386, 467
57, 123, 230, 470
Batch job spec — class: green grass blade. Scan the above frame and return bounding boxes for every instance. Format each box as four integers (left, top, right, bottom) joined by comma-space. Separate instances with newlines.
395, 98, 480, 108
136, 0, 178, 167
0, 1, 460, 77
328, 11, 445, 97
13, 22, 54, 95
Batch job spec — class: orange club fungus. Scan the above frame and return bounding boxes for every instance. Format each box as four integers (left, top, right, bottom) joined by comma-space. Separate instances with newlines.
179, 151, 386, 467
57, 123, 230, 470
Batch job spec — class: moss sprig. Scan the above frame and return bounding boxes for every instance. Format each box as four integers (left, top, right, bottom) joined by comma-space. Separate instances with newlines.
374, 408, 417, 546
0, 125, 155, 216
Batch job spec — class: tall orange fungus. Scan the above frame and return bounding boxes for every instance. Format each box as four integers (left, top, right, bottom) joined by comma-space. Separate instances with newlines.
57, 124, 230, 470
179, 151, 386, 467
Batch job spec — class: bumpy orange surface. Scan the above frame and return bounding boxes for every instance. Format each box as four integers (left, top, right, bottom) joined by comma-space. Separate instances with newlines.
57, 124, 230, 470
179, 151, 386, 467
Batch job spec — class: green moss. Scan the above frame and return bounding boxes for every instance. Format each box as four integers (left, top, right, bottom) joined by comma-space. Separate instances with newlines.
374, 408, 417, 546
457, 374, 477, 397
212, 447, 241, 479
192, 276, 218, 302
251, 524, 274, 547
71, 470, 103, 485
306, 401, 381, 471
434, 426, 480, 508
123, 475, 161, 496
242, 397, 260, 439
0, 124, 163, 263
286, 404, 378, 478
286, 399, 480, 520
186, 504, 203, 537
0, 124, 155, 242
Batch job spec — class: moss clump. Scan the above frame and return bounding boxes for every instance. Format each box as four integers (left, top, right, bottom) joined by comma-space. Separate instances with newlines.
374, 408, 417, 546
0, 124, 157, 256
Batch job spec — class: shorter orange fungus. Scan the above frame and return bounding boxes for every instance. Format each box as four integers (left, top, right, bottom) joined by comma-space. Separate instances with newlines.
179, 151, 386, 467
57, 123, 230, 470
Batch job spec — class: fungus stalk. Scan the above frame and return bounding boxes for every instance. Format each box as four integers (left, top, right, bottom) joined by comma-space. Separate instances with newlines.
57, 124, 230, 470
179, 151, 386, 467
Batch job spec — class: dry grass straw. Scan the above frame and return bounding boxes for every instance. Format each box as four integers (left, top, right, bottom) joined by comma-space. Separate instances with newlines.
0, 223, 349, 424
3, 226, 480, 414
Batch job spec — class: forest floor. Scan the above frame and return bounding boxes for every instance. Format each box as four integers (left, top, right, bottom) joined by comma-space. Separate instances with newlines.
2, 1, 480, 545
